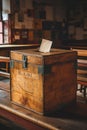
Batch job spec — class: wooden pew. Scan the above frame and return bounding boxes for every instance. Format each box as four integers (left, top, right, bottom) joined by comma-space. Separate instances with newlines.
0, 56, 10, 78
0, 44, 39, 78
72, 49, 87, 100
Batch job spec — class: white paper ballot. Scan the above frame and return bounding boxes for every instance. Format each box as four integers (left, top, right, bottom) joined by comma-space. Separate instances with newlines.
39, 39, 52, 53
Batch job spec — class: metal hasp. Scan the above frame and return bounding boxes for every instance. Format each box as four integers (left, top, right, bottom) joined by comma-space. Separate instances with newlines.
10, 55, 28, 69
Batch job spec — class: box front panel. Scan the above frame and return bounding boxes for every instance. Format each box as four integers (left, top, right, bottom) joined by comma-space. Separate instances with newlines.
10, 53, 44, 114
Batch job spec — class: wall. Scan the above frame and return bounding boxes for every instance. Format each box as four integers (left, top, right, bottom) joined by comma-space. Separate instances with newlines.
67, 0, 87, 42
10, 0, 67, 46
53, 0, 66, 21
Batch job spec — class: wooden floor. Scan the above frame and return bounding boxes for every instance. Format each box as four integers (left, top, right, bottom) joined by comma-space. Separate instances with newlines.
0, 116, 24, 130
0, 77, 87, 130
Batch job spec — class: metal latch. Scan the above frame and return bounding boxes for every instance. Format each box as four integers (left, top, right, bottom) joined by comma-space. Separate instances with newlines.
22, 55, 27, 68
10, 55, 27, 69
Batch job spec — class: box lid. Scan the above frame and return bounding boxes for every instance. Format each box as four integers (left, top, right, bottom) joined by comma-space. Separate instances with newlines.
10, 48, 77, 65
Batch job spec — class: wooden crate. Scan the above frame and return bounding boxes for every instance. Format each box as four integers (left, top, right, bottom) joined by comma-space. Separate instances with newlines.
10, 49, 77, 115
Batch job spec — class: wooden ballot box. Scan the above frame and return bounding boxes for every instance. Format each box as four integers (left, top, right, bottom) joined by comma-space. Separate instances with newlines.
10, 49, 77, 115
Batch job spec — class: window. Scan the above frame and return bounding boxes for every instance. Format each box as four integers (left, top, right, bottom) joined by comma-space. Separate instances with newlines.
3, 20, 9, 43
0, 21, 3, 44
0, 0, 10, 44
0, 20, 9, 44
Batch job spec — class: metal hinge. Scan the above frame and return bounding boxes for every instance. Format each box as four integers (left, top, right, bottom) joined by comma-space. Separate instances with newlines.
38, 65, 51, 74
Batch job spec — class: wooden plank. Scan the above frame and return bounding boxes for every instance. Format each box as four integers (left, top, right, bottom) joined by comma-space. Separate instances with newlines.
0, 71, 10, 78
0, 44, 39, 56
77, 69, 87, 74
72, 49, 87, 56
0, 44, 39, 49
0, 56, 10, 62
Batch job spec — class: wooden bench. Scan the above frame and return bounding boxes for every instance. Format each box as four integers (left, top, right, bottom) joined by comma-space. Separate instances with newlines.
0, 56, 10, 78
77, 62, 87, 98
72, 49, 87, 100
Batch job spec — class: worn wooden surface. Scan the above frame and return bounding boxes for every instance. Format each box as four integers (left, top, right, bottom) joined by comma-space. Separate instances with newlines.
72, 49, 87, 56
10, 49, 77, 115
0, 89, 87, 130
0, 44, 39, 56
0, 44, 39, 49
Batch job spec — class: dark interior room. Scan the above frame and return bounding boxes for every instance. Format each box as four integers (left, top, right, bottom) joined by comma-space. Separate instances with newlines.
0, 0, 87, 129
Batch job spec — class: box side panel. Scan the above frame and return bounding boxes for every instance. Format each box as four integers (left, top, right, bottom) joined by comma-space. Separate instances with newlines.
44, 59, 77, 114
44, 51, 77, 65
